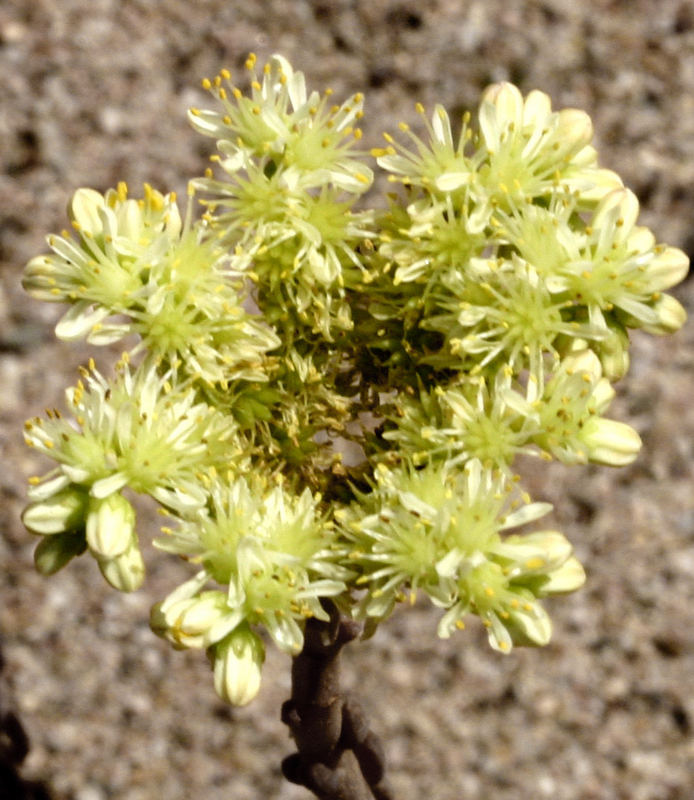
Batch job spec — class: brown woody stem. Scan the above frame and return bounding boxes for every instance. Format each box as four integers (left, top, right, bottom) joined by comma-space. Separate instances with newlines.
280, 603, 395, 800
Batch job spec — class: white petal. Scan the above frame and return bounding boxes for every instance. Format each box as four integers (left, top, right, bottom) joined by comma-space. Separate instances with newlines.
431, 105, 453, 147
510, 604, 552, 646
159, 570, 210, 614
26, 473, 72, 502
435, 171, 472, 192
90, 472, 129, 499
501, 502, 553, 530
522, 90, 552, 126
55, 302, 111, 341
69, 188, 106, 236
540, 556, 586, 594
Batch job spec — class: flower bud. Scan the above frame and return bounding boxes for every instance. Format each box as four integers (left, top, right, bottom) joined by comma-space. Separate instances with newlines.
211, 624, 265, 706
86, 493, 136, 559
646, 246, 689, 293
22, 487, 89, 535
97, 537, 145, 592
154, 591, 231, 649
497, 530, 574, 574
641, 293, 687, 335
34, 530, 87, 576
22, 255, 61, 302
580, 417, 641, 466
594, 325, 630, 381
560, 347, 603, 380
505, 600, 553, 647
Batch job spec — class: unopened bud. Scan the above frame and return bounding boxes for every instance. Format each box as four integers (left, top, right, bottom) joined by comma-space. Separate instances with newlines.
642, 293, 687, 335
97, 537, 145, 592
86, 493, 136, 559
581, 417, 641, 466
22, 487, 89, 535
211, 624, 265, 706
34, 530, 87, 576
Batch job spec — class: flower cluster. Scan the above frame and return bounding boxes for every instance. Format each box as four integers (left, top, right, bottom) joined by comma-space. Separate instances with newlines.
21, 55, 687, 705
189, 53, 375, 340
339, 460, 584, 651
22, 359, 240, 590
23, 183, 279, 387
367, 81, 686, 472
150, 476, 346, 702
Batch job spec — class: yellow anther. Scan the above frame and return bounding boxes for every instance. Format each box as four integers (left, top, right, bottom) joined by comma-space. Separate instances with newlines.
189, 107, 201, 116
398, 121, 410, 132
525, 557, 545, 570
201, 77, 212, 90
415, 102, 425, 114
218, 87, 227, 100
251, 80, 261, 91
245, 53, 257, 70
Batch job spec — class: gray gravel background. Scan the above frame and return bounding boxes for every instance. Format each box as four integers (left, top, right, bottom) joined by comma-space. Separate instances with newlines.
1, 1, 694, 799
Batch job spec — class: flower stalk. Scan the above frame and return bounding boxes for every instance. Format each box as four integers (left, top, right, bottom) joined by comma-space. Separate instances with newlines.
281, 603, 394, 800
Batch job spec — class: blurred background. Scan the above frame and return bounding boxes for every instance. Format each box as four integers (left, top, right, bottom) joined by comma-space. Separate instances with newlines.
1, 1, 693, 798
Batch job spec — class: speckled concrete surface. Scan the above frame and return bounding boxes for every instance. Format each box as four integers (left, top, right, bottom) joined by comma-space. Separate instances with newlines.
1, 2, 693, 798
